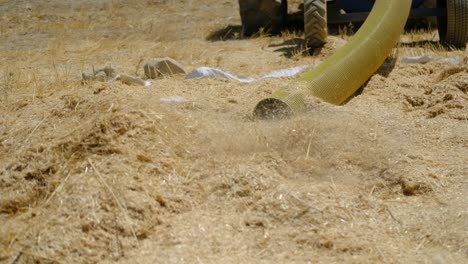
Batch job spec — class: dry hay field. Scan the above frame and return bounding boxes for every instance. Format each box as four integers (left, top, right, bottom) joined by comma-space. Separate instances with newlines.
0, 0, 467, 263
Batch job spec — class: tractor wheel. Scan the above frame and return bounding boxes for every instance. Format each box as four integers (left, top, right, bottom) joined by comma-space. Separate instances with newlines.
238, 0, 287, 37
437, 0, 468, 47
304, 0, 327, 49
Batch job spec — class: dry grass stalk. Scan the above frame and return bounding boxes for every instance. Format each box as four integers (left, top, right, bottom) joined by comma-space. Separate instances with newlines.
88, 159, 139, 243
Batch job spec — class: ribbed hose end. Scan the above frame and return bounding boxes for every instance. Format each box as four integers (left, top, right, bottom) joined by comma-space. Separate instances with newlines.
254, 98, 292, 119
253, 88, 306, 120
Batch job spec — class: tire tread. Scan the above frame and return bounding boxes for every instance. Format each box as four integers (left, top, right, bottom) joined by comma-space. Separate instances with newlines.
444, 0, 468, 47
304, 0, 327, 48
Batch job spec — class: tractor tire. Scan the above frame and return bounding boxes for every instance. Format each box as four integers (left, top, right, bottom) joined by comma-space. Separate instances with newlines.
304, 0, 327, 49
437, 0, 468, 47
238, 0, 287, 37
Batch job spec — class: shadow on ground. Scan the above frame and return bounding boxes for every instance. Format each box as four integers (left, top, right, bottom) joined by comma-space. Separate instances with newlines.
206, 9, 304, 42
269, 37, 323, 58
206, 25, 243, 41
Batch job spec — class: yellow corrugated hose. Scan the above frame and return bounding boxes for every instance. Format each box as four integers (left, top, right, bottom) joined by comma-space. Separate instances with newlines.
254, 0, 412, 119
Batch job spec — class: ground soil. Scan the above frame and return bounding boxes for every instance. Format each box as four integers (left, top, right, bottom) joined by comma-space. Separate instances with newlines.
0, 0, 467, 263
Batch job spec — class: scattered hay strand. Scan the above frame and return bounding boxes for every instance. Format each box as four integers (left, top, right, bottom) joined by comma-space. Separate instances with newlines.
45, 171, 72, 205
17, 114, 49, 153
7, 251, 22, 264
88, 159, 139, 243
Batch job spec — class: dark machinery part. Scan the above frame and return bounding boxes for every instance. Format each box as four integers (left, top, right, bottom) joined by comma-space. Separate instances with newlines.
304, 0, 328, 48
238, 0, 467, 48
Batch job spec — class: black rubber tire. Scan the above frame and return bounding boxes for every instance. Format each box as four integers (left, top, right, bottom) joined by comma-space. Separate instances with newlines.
238, 0, 287, 37
304, 0, 327, 48
437, 0, 468, 48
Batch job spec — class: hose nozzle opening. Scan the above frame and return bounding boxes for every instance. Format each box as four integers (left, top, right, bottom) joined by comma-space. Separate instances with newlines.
254, 98, 292, 120
253, 88, 306, 120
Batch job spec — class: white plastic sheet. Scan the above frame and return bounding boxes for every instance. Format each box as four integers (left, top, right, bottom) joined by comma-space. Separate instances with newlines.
184, 64, 315, 83
160, 96, 187, 102
401, 55, 462, 64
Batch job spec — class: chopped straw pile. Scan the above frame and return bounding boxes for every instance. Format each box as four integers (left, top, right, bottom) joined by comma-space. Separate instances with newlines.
0, 0, 467, 263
